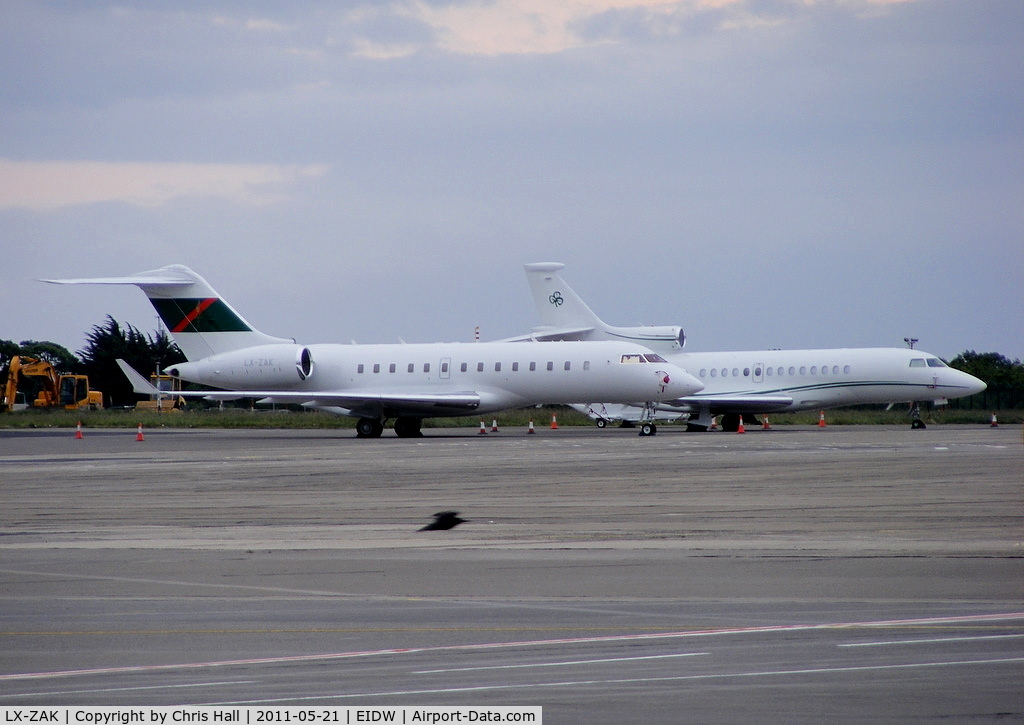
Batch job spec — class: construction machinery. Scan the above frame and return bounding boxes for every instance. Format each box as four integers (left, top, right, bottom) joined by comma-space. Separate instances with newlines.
1, 356, 104, 411
134, 373, 185, 412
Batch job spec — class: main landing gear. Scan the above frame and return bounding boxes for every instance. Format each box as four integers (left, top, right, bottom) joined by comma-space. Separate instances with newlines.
909, 403, 927, 429
355, 416, 424, 438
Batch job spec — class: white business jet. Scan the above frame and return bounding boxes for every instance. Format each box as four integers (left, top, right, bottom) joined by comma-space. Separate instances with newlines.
43, 265, 703, 437
514, 263, 987, 432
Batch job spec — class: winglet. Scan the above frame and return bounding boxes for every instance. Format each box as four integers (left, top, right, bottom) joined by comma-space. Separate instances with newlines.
115, 359, 160, 396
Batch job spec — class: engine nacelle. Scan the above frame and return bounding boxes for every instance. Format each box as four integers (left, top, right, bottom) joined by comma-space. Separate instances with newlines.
166, 344, 313, 388
607, 324, 685, 351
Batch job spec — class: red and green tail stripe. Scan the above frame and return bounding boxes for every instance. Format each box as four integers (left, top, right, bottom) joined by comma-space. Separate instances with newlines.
152, 298, 251, 333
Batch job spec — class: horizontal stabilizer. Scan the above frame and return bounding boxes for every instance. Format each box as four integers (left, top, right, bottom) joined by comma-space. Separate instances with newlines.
499, 325, 597, 343
41, 269, 197, 287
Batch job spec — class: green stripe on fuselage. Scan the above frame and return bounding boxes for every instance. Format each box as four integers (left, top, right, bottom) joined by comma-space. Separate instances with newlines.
151, 298, 251, 333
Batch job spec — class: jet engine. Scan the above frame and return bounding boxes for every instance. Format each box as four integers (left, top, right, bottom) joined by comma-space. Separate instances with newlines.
608, 324, 686, 351
165, 344, 314, 388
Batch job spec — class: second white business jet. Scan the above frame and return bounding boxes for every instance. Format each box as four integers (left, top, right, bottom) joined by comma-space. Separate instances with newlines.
43, 265, 703, 437
514, 263, 987, 432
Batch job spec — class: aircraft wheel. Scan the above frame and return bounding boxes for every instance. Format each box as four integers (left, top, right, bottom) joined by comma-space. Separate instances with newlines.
356, 417, 384, 438
639, 423, 657, 437
595, 419, 608, 429
394, 417, 423, 438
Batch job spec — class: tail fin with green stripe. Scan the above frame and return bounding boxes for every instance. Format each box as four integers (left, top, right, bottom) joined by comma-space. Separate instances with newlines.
42, 264, 292, 360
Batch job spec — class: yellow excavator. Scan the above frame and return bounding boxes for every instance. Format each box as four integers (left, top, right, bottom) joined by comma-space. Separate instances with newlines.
1, 356, 104, 411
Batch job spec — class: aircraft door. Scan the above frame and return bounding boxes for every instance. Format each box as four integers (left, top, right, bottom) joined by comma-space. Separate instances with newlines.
752, 363, 764, 384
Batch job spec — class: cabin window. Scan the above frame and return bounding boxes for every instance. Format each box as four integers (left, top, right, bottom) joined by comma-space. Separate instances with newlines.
927, 358, 947, 368
721, 368, 728, 377
495, 362, 501, 372
832, 365, 839, 374
564, 361, 571, 371
732, 368, 739, 377
765, 367, 772, 376
357, 364, 365, 374
788, 366, 795, 375
461, 362, 468, 373
477, 362, 484, 372
843, 365, 851, 374
583, 361, 590, 371
389, 363, 396, 373
909, 358, 926, 367
440, 362, 448, 374
424, 363, 430, 373
530, 362, 537, 371
547, 361, 554, 371
699, 368, 707, 377
512, 362, 519, 372
743, 367, 750, 377
373, 363, 381, 373
810, 366, 817, 375
799, 366, 806, 375
710, 368, 717, 378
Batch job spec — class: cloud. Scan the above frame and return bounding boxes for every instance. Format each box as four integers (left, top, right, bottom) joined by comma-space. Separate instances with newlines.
390, 0, 925, 57
0, 160, 329, 211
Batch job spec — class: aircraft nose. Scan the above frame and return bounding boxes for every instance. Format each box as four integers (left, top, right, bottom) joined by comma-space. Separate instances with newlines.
962, 371, 987, 396
663, 365, 704, 397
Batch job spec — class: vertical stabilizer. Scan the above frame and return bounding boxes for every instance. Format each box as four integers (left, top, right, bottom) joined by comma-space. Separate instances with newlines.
524, 262, 605, 334
522, 262, 685, 351
41, 265, 293, 360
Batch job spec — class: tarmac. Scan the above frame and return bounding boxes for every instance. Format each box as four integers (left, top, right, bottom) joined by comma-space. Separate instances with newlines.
1, 423, 1021, 722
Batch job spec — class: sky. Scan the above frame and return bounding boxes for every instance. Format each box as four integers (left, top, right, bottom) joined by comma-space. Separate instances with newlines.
2, 0, 1022, 362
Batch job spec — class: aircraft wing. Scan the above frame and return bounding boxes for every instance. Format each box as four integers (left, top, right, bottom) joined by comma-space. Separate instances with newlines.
668, 394, 794, 413
115, 360, 481, 415
150, 388, 481, 414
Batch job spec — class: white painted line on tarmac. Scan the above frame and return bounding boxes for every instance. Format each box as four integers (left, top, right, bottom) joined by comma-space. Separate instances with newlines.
205, 657, 1024, 705
838, 634, 1024, 648
4, 611, 1023, 683
413, 651, 710, 674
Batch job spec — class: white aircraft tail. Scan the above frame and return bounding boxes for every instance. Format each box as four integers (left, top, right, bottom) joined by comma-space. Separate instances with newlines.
42, 265, 292, 360
523, 262, 685, 351
525, 262, 604, 335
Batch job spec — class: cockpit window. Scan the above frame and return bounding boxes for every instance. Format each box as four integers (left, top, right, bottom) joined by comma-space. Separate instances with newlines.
621, 353, 669, 364
926, 358, 947, 368
909, 358, 926, 367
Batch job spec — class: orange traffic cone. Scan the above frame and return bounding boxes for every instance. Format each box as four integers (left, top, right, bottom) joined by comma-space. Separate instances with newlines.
737, 415, 746, 434
763, 416, 771, 430
478, 420, 488, 435
136, 423, 145, 442
818, 410, 827, 428
550, 414, 559, 430
990, 413, 998, 428
491, 419, 499, 432
527, 418, 536, 434
75, 421, 83, 439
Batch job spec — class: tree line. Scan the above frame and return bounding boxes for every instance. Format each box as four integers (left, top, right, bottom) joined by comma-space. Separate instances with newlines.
3, 318, 1023, 409
1, 316, 185, 408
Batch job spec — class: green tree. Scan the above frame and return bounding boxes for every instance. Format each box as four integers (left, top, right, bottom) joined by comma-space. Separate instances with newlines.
15, 340, 79, 371
77, 316, 185, 407
948, 351, 1024, 389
